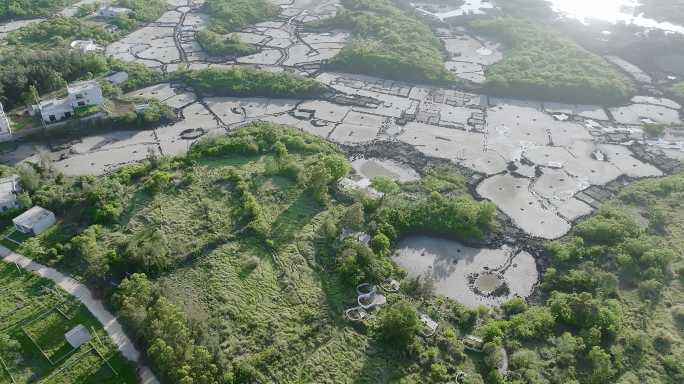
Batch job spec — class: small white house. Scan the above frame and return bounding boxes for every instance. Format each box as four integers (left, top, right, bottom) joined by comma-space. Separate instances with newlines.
38, 80, 104, 123
97, 6, 132, 18
70, 39, 104, 54
0, 175, 20, 212
64, 325, 91, 349
68, 80, 104, 108
0, 102, 12, 141
13, 206, 56, 236
39, 98, 74, 123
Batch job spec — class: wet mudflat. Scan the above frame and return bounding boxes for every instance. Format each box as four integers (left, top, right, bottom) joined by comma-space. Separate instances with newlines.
351, 158, 419, 182
393, 236, 538, 307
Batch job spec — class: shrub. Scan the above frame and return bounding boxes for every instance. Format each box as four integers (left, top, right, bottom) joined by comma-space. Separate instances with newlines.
637, 279, 663, 302
197, 30, 256, 57
501, 297, 528, 316
205, 0, 278, 31
373, 301, 419, 349
471, 17, 635, 104
508, 306, 555, 341
177, 67, 327, 98
319, 0, 452, 83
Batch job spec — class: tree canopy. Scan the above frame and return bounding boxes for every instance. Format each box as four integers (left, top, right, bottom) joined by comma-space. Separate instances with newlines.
471, 17, 636, 104
317, 0, 452, 83
177, 67, 328, 98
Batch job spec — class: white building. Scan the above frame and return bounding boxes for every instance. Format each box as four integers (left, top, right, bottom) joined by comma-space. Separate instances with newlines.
38, 80, 104, 123
13, 206, 57, 236
0, 175, 20, 212
0, 102, 12, 141
39, 98, 74, 123
97, 6, 132, 18
70, 39, 104, 54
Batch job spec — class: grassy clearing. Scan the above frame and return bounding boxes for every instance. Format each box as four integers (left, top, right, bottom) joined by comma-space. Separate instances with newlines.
0, 263, 137, 384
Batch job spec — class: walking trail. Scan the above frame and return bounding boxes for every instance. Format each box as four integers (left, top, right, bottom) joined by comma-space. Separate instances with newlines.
0, 245, 160, 384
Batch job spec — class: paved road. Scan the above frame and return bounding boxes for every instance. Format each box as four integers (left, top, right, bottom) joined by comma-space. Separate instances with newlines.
0, 245, 160, 384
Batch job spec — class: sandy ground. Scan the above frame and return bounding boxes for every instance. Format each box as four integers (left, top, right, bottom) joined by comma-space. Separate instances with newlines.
0, 245, 160, 384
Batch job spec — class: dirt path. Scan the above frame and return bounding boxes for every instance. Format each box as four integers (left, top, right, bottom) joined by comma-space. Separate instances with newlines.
0, 245, 160, 384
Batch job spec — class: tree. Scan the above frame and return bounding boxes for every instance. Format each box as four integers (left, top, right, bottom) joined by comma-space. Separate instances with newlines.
508, 306, 555, 340
112, 273, 154, 338
374, 301, 419, 349
552, 332, 584, 367
501, 297, 528, 317
307, 154, 351, 202
402, 272, 435, 300
370, 232, 391, 257
371, 176, 399, 203
588, 346, 615, 384
17, 164, 40, 192
16, 191, 32, 208
124, 229, 173, 275
145, 170, 171, 193
70, 225, 114, 280
341, 202, 365, 230
0, 333, 20, 361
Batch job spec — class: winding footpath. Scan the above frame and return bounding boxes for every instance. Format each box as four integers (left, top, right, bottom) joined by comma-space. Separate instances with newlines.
0, 245, 160, 384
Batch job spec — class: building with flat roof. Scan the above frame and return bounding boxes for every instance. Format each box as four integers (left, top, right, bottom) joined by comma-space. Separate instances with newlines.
0, 175, 20, 212
13, 206, 56, 236
97, 5, 132, 18
70, 39, 104, 54
0, 102, 12, 141
38, 80, 104, 123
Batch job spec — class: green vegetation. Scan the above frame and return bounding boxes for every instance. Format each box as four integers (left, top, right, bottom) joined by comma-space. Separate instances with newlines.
6, 17, 115, 48
669, 81, 684, 104
176, 67, 328, 98
41, 99, 176, 140
3, 124, 499, 382
642, 123, 668, 138
335, 165, 496, 288
0, 0, 77, 21
205, 0, 278, 32
518, 175, 683, 383
4, 118, 683, 383
109, 0, 167, 32
0, 263, 137, 383
0, 47, 162, 110
197, 30, 257, 57
471, 17, 636, 104
316, 0, 452, 83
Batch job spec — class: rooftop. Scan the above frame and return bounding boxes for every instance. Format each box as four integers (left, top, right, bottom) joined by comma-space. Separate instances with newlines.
64, 325, 91, 349
0, 175, 19, 196
67, 80, 101, 94
13, 206, 54, 228
39, 97, 71, 110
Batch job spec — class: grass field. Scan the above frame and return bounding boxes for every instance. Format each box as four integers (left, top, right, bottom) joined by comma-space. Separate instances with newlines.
0, 263, 137, 384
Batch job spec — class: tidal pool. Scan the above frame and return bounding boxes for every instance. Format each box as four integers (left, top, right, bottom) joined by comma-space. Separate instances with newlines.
393, 236, 538, 307
351, 158, 419, 182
